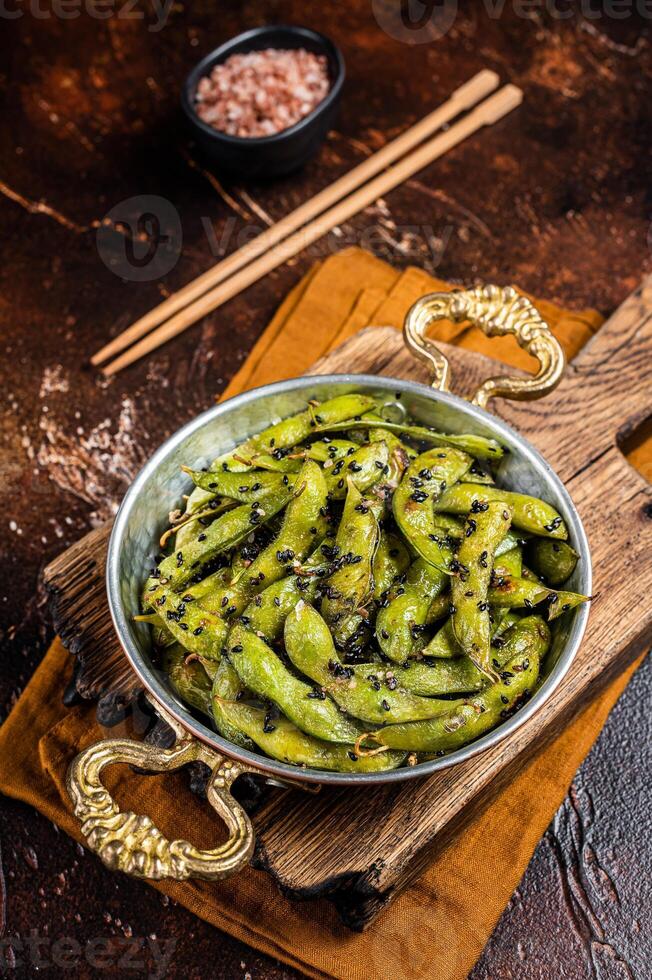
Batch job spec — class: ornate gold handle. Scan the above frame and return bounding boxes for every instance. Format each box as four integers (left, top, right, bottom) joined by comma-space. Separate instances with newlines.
66, 700, 255, 881
403, 284, 565, 409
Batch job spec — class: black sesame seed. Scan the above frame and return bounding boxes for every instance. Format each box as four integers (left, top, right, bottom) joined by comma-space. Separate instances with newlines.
410, 490, 429, 503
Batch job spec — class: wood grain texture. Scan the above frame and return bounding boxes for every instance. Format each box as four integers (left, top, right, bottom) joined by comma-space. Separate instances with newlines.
42, 278, 652, 929
44, 523, 139, 700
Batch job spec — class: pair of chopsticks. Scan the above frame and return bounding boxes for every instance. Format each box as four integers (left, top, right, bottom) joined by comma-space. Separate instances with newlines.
92, 72, 522, 375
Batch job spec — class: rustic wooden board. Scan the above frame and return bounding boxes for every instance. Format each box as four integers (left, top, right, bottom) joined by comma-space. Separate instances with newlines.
44, 279, 652, 930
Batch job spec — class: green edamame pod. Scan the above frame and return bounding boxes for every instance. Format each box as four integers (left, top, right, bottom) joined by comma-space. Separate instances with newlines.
145, 490, 292, 598
237, 538, 329, 642
525, 538, 579, 586
234, 452, 301, 474
421, 615, 457, 659
181, 467, 287, 502
215, 700, 406, 773
202, 459, 329, 618
397, 615, 549, 697
464, 467, 495, 485
451, 501, 513, 680
422, 606, 515, 660
314, 417, 504, 460
489, 574, 589, 620
435, 484, 568, 540
223, 393, 378, 473
226, 625, 364, 744
372, 531, 411, 599
493, 545, 523, 578
161, 645, 213, 718
324, 442, 390, 500
424, 590, 453, 628
147, 586, 230, 663
304, 438, 359, 463
393, 447, 472, 571
376, 558, 448, 662
321, 481, 380, 648
210, 656, 256, 750
182, 393, 377, 521
135, 613, 177, 649
365, 426, 415, 484
365, 645, 540, 753
429, 514, 524, 557
285, 603, 455, 724
240, 574, 319, 642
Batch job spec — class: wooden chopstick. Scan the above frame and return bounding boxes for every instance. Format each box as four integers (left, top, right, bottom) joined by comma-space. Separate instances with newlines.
102, 84, 522, 376
91, 70, 499, 367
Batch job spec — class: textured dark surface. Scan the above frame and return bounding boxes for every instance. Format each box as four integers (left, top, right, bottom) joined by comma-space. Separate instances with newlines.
1, 1, 651, 977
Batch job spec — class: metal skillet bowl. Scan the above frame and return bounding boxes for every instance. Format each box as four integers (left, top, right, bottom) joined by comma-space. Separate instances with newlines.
67, 286, 590, 884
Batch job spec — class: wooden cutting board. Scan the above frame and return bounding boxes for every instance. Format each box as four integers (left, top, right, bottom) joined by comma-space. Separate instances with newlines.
44, 278, 652, 930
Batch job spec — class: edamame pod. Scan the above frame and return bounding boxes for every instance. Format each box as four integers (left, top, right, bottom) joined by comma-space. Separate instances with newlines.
227, 625, 364, 744
451, 501, 513, 680
304, 438, 359, 463
363, 645, 540, 753
398, 615, 549, 696
182, 393, 377, 522
285, 603, 456, 724
145, 490, 292, 597
435, 484, 568, 539
324, 442, 390, 499
493, 545, 523, 578
221, 393, 378, 473
162, 645, 213, 718
215, 701, 406, 773
372, 531, 411, 599
314, 417, 504, 460
237, 539, 329, 641
321, 481, 380, 648
210, 656, 256, 750
376, 558, 448, 662
181, 467, 287, 502
525, 538, 579, 586
421, 607, 514, 659
393, 448, 472, 571
489, 574, 589, 620
203, 459, 329, 618
147, 587, 230, 663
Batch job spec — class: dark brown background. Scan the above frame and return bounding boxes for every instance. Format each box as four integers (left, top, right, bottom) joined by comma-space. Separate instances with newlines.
1, 1, 651, 977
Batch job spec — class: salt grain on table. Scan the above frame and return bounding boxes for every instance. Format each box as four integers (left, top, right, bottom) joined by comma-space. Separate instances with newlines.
194, 48, 330, 138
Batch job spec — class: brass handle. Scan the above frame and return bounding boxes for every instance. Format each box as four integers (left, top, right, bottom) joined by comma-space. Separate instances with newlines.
66, 700, 255, 881
403, 284, 565, 409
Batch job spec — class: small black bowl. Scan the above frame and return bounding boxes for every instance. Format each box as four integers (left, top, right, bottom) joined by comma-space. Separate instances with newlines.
182, 25, 345, 180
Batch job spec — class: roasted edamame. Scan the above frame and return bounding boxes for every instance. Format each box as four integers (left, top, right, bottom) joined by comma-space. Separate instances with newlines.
139, 391, 589, 773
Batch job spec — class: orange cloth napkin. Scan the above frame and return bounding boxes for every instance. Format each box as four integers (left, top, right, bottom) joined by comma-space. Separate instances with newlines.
0, 248, 644, 980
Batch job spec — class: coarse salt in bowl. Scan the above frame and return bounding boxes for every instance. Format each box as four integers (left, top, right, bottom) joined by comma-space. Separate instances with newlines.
182, 25, 345, 179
